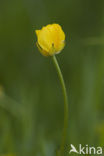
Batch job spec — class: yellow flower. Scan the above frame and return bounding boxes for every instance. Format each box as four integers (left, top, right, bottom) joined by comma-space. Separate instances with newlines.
35, 24, 65, 56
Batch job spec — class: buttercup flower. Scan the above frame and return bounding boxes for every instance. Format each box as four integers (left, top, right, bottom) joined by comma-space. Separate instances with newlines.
35, 24, 65, 56
35, 23, 68, 156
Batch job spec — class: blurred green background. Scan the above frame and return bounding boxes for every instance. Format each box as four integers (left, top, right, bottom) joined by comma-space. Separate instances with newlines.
0, 0, 104, 155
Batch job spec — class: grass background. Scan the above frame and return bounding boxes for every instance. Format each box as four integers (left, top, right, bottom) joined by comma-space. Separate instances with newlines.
0, 0, 104, 155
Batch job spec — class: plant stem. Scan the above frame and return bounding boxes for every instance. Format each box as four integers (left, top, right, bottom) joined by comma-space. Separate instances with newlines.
52, 55, 68, 156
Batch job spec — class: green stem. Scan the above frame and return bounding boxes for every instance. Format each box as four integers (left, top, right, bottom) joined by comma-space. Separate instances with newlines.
52, 55, 68, 156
